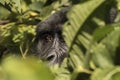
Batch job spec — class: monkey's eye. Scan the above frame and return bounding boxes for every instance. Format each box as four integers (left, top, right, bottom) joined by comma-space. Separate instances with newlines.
43, 34, 53, 42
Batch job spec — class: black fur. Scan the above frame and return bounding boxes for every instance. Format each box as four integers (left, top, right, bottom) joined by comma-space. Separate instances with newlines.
34, 7, 70, 65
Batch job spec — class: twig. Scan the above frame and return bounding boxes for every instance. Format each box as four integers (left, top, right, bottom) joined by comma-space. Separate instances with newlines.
0, 20, 10, 25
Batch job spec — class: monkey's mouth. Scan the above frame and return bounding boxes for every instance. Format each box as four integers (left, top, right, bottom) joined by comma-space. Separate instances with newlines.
44, 51, 67, 65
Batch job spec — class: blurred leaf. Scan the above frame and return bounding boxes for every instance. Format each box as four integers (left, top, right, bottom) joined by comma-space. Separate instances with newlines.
11, 0, 22, 13
39, 0, 70, 20
0, 0, 5, 4
2, 56, 54, 80
112, 72, 120, 80
116, 0, 120, 10
92, 26, 120, 68
0, 0, 22, 13
0, 6, 10, 19
0, 0, 120, 80
91, 67, 120, 80
29, 1, 45, 12
0, 66, 5, 80
0, 0, 10, 4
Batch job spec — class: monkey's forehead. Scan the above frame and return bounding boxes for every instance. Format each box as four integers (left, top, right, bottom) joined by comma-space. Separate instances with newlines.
36, 21, 62, 32
36, 6, 70, 32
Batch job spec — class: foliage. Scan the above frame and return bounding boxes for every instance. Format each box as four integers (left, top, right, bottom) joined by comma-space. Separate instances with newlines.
0, 56, 54, 80
0, 0, 120, 80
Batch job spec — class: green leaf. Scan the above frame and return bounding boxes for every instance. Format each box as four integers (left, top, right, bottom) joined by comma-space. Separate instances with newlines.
112, 72, 120, 80
0, 0, 5, 4
52, 58, 71, 80
63, 0, 105, 49
116, 0, 120, 10
92, 26, 120, 68
63, 0, 105, 69
92, 43, 114, 68
0, 0, 22, 13
101, 27, 120, 57
91, 67, 120, 80
93, 25, 114, 41
2, 56, 54, 80
11, 0, 22, 13
0, 6, 10, 19
29, 1, 45, 12
0, 0, 10, 4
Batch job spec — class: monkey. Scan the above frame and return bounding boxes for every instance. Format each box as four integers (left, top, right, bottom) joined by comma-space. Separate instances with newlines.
33, 5, 119, 65
34, 7, 70, 65
0, 3, 117, 65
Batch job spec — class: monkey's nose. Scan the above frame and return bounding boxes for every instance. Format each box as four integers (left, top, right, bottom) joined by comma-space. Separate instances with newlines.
46, 54, 55, 61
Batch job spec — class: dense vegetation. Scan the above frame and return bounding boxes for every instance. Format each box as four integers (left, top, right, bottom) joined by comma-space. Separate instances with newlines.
0, 0, 120, 80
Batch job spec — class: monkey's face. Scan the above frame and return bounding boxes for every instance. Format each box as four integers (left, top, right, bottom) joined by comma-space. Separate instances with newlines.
34, 22, 68, 65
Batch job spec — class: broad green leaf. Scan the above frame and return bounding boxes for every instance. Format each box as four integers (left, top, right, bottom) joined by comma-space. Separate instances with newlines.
78, 32, 93, 50
0, 66, 5, 80
63, 0, 105, 69
53, 58, 71, 80
92, 26, 120, 68
63, 0, 105, 48
1, 56, 54, 80
91, 67, 120, 80
92, 43, 114, 68
101, 27, 120, 56
93, 26, 114, 41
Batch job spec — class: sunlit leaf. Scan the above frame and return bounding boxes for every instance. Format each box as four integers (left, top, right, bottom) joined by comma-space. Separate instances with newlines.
2, 56, 54, 80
